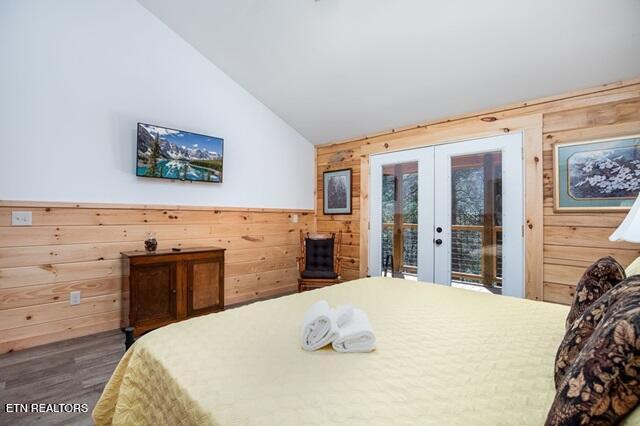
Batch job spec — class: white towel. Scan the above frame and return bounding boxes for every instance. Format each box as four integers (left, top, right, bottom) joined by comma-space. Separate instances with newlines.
333, 304, 354, 328
301, 300, 338, 351
332, 308, 376, 353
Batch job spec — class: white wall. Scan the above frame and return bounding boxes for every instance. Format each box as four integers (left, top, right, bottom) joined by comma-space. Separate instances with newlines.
0, 0, 315, 209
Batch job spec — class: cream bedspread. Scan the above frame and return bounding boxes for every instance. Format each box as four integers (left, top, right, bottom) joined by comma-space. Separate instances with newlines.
93, 277, 640, 425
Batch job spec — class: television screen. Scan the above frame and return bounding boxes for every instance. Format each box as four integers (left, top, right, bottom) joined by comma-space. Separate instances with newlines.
136, 123, 223, 183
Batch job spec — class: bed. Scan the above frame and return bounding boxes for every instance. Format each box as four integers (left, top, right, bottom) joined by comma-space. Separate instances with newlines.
93, 277, 640, 425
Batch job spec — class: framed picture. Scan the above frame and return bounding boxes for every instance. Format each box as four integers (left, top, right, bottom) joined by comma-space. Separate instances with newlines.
323, 168, 352, 215
553, 134, 640, 212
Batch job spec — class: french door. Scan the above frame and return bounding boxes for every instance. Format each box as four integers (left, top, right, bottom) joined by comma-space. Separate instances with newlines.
369, 133, 524, 298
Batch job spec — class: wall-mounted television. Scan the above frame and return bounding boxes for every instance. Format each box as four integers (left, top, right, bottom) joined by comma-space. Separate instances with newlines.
136, 123, 223, 183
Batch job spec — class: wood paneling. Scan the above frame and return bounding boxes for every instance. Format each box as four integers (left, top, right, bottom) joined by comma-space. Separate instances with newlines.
524, 126, 545, 300
1, 294, 121, 331
0, 277, 121, 310
316, 139, 363, 276
542, 98, 640, 133
316, 78, 640, 306
0, 202, 313, 353
541, 95, 640, 304
0, 312, 121, 355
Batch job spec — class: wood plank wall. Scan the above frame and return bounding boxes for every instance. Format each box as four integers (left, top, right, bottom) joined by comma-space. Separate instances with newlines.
316, 149, 362, 281
542, 97, 640, 304
316, 79, 640, 304
0, 202, 313, 353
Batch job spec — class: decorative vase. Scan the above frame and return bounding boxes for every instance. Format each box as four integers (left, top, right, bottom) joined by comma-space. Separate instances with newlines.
144, 232, 158, 252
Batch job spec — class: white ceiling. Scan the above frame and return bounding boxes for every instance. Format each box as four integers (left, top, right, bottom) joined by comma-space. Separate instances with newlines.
138, 0, 640, 144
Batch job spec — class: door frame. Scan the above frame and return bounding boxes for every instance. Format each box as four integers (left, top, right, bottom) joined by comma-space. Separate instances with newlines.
368, 130, 544, 300
433, 133, 524, 297
359, 117, 543, 301
368, 148, 434, 281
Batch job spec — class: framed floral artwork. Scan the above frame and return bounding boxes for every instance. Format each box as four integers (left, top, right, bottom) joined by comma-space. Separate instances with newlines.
553, 134, 640, 212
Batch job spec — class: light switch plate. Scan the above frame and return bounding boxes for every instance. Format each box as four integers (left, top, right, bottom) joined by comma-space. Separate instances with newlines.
11, 211, 32, 226
292, 214, 299, 223
70, 291, 81, 305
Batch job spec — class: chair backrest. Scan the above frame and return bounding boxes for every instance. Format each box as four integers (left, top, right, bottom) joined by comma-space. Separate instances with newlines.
299, 230, 342, 275
304, 236, 335, 273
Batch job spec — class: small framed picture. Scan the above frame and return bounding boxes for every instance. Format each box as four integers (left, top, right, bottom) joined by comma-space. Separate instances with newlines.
553, 134, 640, 212
323, 168, 352, 215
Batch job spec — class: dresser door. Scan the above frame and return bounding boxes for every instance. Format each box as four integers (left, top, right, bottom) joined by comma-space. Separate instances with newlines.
131, 262, 177, 331
186, 256, 224, 317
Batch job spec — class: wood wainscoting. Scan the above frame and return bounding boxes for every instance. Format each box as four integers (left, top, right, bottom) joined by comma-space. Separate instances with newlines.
316, 77, 640, 304
0, 201, 313, 353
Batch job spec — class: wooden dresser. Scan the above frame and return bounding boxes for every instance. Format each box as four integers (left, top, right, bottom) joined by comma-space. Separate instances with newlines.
122, 247, 225, 337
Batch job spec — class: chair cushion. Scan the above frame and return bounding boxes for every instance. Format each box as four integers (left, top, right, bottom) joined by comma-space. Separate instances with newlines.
301, 270, 339, 279
554, 276, 640, 388
304, 237, 335, 274
565, 256, 625, 329
547, 282, 640, 425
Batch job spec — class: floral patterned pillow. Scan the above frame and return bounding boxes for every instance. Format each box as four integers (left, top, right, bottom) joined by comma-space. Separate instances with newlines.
554, 276, 640, 389
547, 284, 640, 425
565, 256, 625, 329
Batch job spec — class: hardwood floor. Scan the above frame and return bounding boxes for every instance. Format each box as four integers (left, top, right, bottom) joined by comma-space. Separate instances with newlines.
0, 329, 124, 426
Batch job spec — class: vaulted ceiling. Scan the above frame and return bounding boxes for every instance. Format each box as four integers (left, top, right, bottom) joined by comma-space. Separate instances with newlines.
138, 0, 640, 144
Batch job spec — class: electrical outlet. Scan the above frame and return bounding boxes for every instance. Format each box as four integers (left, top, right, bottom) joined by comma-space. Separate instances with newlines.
292, 214, 299, 223
70, 291, 81, 305
11, 211, 32, 226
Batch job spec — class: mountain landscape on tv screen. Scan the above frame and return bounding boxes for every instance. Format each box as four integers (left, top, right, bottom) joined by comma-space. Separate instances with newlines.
137, 123, 223, 182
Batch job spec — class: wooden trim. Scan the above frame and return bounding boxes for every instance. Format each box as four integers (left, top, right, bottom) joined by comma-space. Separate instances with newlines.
524, 124, 544, 301
359, 155, 370, 277
360, 115, 540, 156
316, 77, 640, 148
314, 146, 319, 225
335, 231, 342, 276
0, 199, 314, 213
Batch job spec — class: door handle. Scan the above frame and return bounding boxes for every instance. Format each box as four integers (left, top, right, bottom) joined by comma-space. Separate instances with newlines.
434, 239, 443, 245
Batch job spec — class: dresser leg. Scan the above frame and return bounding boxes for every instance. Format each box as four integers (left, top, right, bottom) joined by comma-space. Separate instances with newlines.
123, 326, 135, 350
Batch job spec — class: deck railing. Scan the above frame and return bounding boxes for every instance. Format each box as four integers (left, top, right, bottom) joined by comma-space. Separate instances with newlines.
381, 223, 502, 285
451, 224, 502, 285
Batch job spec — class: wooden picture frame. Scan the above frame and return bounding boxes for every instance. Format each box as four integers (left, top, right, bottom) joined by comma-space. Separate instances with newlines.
323, 168, 352, 215
553, 134, 640, 212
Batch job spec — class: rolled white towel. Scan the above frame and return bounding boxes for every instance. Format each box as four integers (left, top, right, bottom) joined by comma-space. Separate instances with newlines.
301, 300, 338, 351
332, 308, 376, 353
332, 304, 354, 328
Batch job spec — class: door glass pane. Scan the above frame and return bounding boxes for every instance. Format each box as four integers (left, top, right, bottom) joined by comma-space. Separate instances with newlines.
450, 152, 502, 293
380, 162, 418, 279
